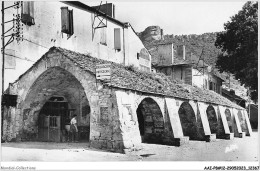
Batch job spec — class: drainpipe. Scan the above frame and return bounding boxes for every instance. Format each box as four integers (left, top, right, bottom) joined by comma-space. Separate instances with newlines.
123, 26, 126, 66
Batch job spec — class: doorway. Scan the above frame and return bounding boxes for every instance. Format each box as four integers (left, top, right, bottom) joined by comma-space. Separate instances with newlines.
38, 96, 71, 142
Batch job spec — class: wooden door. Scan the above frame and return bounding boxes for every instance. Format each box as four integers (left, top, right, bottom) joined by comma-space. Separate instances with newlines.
38, 115, 61, 142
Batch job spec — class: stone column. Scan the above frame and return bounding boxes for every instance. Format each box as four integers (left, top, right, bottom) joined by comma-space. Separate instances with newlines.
197, 102, 216, 142
115, 90, 141, 153
165, 98, 189, 146
243, 110, 253, 136
232, 108, 245, 138
218, 105, 234, 139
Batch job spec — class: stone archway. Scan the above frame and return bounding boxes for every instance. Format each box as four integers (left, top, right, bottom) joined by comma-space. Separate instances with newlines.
237, 110, 247, 132
225, 109, 233, 133
21, 67, 91, 142
178, 102, 203, 140
136, 97, 165, 144
206, 105, 218, 134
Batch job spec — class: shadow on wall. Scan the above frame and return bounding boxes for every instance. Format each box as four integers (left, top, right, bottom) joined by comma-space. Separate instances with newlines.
136, 98, 165, 144
178, 102, 204, 141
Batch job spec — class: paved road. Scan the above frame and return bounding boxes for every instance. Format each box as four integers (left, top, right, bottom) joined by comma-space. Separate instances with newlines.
1, 131, 258, 162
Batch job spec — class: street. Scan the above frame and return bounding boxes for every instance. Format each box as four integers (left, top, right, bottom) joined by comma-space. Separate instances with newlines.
1, 131, 258, 162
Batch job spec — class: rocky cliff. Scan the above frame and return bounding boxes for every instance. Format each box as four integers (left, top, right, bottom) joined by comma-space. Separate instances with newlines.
138, 26, 163, 42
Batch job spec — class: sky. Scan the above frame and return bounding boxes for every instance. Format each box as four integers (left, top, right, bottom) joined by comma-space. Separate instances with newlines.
88, 1, 246, 35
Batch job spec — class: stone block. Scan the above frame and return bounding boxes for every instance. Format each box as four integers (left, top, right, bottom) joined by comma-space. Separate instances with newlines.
205, 134, 216, 142
107, 140, 113, 149
172, 137, 189, 146
90, 129, 101, 137
90, 140, 102, 149
112, 132, 123, 141
225, 133, 234, 140
239, 132, 246, 138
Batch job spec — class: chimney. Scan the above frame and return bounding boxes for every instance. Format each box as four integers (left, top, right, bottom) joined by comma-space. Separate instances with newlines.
160, 29, 164, 40
92, 3, 115, 18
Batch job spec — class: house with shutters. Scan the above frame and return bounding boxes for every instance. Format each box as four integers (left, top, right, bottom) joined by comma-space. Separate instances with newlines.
2, 1, 253, 153
2, 1, 151, 90
152, 43, 224, 94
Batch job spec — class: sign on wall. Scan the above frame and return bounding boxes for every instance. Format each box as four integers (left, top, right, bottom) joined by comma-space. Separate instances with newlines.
96, 63, 111, 81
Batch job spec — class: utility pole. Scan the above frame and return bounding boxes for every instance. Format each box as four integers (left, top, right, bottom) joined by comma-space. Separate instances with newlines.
1, 1, 5, 141
1, 1, 21, 141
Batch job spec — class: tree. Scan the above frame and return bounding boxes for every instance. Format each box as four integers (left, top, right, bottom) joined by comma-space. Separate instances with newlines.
215, 1, 258, 102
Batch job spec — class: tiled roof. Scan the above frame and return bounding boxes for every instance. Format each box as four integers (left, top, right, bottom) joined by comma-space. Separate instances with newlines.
45, 47, 243, 109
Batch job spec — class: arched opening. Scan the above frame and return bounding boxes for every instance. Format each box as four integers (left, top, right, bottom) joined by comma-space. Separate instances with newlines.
136, 98, 164, 144
206, 105, 218, 134
22, 67, 91, 142
237, 110, 247, 132
178, 102, 202, 140
225, 109, 233, 133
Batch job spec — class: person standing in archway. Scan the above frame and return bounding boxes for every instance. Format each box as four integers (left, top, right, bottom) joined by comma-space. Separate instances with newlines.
70, 114, 78, 142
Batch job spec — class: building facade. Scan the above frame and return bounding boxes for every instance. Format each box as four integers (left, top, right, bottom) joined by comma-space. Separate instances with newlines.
2, 47, 253, 153
153, 43, 223, 94
2, 1, 151, 90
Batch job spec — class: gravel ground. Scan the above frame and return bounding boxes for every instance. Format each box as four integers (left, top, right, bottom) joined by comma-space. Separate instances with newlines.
1, 131, 258, 162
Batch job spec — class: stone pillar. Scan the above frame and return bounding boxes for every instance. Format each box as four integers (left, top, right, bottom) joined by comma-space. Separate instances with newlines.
218, 106, 234, 139
115, 90, 142, 153
243, 110, 253, 136
189, 101, 204, 141
89, 93, 102, 148
165, 98, 189, 146
197, 102, 216, 142
232, 108, 245, 138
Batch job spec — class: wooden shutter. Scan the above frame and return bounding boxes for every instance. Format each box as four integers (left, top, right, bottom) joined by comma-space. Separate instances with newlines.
61, 7, 74, 35
29, 1, 34, 19
21, 1, 35, 25
69, 9, 74, 35
61, 7, 69, 34
22, 1, 30, 15
114, 28, 121, 50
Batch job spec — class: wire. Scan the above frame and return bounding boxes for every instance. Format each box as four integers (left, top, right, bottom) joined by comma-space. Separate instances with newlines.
22, 37, 49, 49
4, 53, 35, 62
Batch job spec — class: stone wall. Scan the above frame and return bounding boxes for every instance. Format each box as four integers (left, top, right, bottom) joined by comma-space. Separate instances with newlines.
3, 1, 150, 90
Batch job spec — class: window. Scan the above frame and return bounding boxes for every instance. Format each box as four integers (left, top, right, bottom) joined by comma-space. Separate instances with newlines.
204, 79, 208, 89
114, 28, 121, 51
100, 27, 107, 45
209, 81, 213, 90
137, 53, 140, 60
61, 7, 74, 35
21, 1, 35, 26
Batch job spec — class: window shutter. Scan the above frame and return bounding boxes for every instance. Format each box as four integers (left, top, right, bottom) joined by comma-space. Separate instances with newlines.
61, 7, 74, 35
61, 7, 69, 34
21, 1, 35, 25
209, 82, 213, 90
114, 28, 121, 51
69, 9, 74, 35
29, 1, 34, 19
